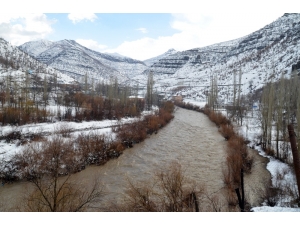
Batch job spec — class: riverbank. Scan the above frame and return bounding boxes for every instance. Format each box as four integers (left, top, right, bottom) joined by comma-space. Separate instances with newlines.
0, 102, 174, 184
179, 100, 300, 212
1, 107, 230, 211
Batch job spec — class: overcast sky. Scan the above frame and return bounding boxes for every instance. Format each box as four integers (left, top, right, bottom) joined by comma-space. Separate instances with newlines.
0, 0, 296, 60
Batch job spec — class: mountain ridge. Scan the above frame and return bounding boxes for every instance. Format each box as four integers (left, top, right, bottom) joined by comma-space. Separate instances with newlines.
130, 13, 300, 104
19, 39, 148, 82
13, 13, 300, 104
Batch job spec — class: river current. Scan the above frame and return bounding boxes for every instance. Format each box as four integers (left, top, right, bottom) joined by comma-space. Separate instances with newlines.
0, 107, 270, 211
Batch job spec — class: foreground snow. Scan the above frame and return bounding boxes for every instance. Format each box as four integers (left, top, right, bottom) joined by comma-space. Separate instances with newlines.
251, 206, 300, 212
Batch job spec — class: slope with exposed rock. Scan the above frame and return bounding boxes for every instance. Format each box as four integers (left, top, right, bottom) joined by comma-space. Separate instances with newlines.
19, 39, 147, 82
133, 13, 300, 103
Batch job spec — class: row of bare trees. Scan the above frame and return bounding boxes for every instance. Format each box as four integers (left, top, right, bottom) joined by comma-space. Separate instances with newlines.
0, 42, 163, 126
204, 66, 300, 165
258, 71, 300, 163
0, 69, 147, 125
206, 69, 248, 126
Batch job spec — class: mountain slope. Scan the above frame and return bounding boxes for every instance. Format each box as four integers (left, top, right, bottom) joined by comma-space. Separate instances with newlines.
19, 40, 148, 82
143, 48, 178, 66
133, 13, 300, 103
0, 37, 75, 85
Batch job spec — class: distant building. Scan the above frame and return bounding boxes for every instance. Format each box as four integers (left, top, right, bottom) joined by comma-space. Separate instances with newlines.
172, 95, 183, 102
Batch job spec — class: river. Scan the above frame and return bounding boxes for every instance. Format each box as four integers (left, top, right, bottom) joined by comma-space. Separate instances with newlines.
0, 107, 270, 211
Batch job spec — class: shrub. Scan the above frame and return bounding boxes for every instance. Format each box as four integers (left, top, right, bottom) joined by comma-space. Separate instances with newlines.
144, 115, 160, 134
158, 109, 174, 127
265, 146, 275, 157
113, 102, 174, 149
56, 122, 73, 138
110, 162, 203, 212
5, 130, 22, 143
207, 111, 230, 127
219, 124, 236, 140
228, 135, 253, 174
160, 101, 175, 114
75, 132, 123, 166
115, 119, 148, 147
226, 146, 243, 186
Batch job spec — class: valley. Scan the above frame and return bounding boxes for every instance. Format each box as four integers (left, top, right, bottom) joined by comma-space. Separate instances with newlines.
0, 13, 300, 212
0, 107, 271, 212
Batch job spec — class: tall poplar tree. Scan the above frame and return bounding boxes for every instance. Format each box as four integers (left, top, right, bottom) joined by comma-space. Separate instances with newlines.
146, 71, 154, 110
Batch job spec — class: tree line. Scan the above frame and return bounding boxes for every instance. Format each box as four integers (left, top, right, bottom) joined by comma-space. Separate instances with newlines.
259, 70, 300, 164
0, 70, 150, 125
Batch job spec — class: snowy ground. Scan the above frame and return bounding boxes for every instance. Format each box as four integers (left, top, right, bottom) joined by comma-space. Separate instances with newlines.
251, 206, 300, 212
183, 98, 207, 108
0, 109, 155, 162
184, 99, 300, 212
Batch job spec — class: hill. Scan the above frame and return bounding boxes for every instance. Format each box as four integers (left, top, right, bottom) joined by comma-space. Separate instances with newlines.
132, 13, 300, 103
19, 39, 148, 82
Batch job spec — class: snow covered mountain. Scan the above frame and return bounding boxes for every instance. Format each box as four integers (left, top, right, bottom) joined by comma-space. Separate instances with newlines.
19, 39, 148, 82
143, 48, 178, 67
12, 13, 300, 103
147, 39, 240, 75
0, 37, 76, 85
133, 13, 300, 103
18, 39, 54, 57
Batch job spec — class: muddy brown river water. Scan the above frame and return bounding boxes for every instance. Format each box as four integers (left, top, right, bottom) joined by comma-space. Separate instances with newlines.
0, 107, 270, 211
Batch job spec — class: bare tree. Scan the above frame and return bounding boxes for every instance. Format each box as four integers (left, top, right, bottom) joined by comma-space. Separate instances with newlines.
43, 74, 48, 108
18, 136, 103, 212
274, 74, 285, 158
110, 162, 208, 212
146, 71, 154, 110
23, 174, 103, 212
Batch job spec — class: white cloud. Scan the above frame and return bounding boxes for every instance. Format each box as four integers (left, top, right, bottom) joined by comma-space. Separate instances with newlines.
68, 13, 97, 24
105, 35, 185, 61
105, 12, 284, 60
136, 28, 148, 34
76, 39, 107, 52
0, 14, 55, 46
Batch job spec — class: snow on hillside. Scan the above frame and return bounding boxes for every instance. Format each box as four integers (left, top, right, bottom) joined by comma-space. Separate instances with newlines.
105, 52, 129, 58
19, 39, 148, 83
132, 13, 300, 105
12, 14, 300, 100
16, 39, 53, 57
143, 48, 178, 66
0, 38, 76, 86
